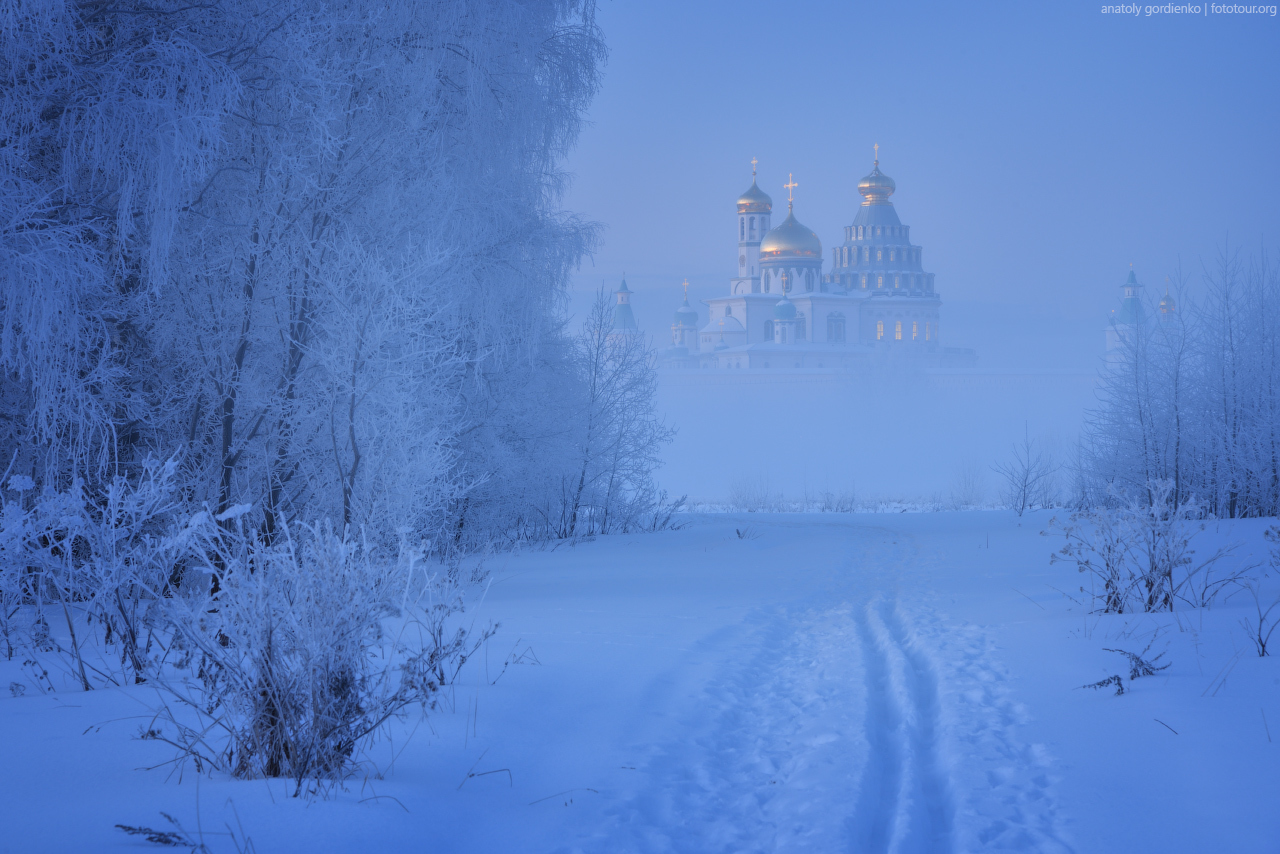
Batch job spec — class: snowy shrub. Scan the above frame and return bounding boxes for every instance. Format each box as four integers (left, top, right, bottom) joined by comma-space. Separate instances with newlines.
728, 477, 782, 513
947, 464, 987, 510
152, 522, 493, 791
1048, 480, 1246, 613
1241, 581, 1280, 657
819, 491, 860, 512
1081, 641, 1169, 695
0, 456, 189, 686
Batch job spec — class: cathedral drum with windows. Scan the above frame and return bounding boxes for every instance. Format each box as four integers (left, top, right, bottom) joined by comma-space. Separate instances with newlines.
661, 151, 976, 371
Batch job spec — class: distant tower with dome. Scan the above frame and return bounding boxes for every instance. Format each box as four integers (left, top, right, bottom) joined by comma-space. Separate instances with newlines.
1105, 267, 1177, 368
661, 149, 974, 371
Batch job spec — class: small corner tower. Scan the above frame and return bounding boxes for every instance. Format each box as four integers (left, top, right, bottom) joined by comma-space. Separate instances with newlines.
1106, 266, 1145, 359
1159, 278, 1177, 322
611, 276, 640, 339
671, 278, 699, 349
733, 158, 773, 295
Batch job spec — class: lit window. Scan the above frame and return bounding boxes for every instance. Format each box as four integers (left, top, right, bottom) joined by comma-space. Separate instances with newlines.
925, 322, 931, 341
895, 321, 902, 340
877, 249, 882, 261
877, 276, 883, 288
890, 249, 895, 261
912, 321, 918, 340
894, 276, 900, 288
876, 320, 884, 340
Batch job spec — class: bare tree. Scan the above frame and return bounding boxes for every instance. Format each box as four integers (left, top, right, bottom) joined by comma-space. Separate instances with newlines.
994, 424, 1056, 515
562, 288, 674, 537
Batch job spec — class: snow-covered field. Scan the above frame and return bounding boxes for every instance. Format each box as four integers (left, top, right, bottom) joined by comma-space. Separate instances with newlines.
3, 511, 1278, 853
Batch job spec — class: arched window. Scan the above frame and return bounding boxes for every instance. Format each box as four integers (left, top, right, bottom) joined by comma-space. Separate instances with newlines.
889, 249, 895, 262
912, 321, 918, 340
877, 275, 883, 288
796, 315, 806, 340
894, 276, 900, 288
925, 322, 931, 341
725, 305, 732, 316
827, 312, 846, 342
805, 269, 814, 291
779, 326, 788, 344
877, 249, 883, 262
749, 216, 756, 239
764, 319, 774, 340
876, 320, 884, 340
740, 218, 745, 239
763, 270, 771, 292
895, 320, 903, 340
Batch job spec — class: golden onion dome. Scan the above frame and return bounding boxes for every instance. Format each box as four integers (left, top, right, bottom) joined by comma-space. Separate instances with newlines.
759, 206, 822, 259
857, 160, 896, 205
1159, 288, 1177, 316
737, 178, 773, 213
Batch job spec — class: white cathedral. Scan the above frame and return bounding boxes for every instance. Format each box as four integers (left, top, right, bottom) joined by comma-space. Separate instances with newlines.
650, 153, 976, 371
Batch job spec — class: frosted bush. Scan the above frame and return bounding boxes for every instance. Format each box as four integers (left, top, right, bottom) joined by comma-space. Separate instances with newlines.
153, 522, 494, 791
1047, 480, 1248, 613
0, 456, 187, 685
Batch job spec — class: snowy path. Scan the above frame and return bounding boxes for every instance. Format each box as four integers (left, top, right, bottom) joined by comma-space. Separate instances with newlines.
4, 511, 1278, 853
579, 523, 1066, 853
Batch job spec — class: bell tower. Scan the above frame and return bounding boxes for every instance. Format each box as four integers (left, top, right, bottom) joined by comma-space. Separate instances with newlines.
733, 158, 772, 295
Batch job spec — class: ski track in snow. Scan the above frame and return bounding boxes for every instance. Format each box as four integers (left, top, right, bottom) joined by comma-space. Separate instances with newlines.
585, 528, 1071, 854
850, 597, 955, 853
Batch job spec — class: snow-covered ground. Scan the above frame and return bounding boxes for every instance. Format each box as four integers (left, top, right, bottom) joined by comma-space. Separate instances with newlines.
3, 511, 1278, 853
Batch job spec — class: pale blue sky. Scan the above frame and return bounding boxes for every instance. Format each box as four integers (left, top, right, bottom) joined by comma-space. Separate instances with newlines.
564, 0, 1279, 370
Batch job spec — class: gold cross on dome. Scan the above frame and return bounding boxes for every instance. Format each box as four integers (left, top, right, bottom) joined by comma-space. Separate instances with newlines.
682, 278, 689, 298
751, 156, 758, 177
874, 143, 879, 163
784, 173, 798, 202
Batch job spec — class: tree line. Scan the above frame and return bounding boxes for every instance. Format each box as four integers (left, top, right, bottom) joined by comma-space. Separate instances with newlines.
1, 0, 671, 551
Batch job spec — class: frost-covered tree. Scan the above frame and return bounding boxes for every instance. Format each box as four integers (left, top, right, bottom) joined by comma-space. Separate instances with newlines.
559, 288, 674, 537
0, 0, 653, 783
3, 0, 619, 550
1082, 249, 1280, 517
0, 0, 238, 474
